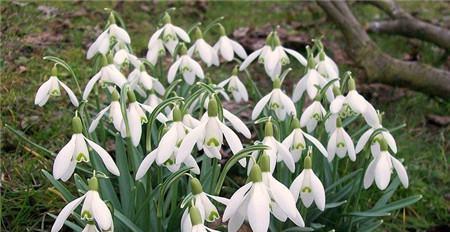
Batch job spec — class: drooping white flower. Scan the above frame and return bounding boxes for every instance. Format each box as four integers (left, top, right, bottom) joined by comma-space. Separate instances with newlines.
290, 155, 326, 211
119, 90, 167, 147
128, 65, 165, 97
81, 224, 99, 232
168, 43, 204, 85
176, 99, 247, 165
53, 116, 120, 181
218, 67, 248, 103
87, 15, 131, 59
331, 77, 379, 127
82, 59, 127, 100
146, 38, 165, 65
88, 90, 123, 133
315, 49, 339, 82
300, 100, 326, 133
259, 154, 305, 227
248, 121, 295, 174
51, 177, 113, 232
35, 71, 79, 107
188, 27, 219, 67
363, 139, 408, 190
181, 205, 220, 232
135, 107, 200, 178
356, 124, 397, 156
327, 118, 356, 161
113, 48, 141, 68
223, 163, 304, 232
213, 24, 247, 62
240, 31, 306, 80
147, 12, 190, 56
292, 68, 327, 102
252, 77, 296, 120
282, 118, 328, 162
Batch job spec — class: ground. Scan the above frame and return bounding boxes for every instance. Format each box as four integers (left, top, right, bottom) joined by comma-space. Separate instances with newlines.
0, 1, 449, 231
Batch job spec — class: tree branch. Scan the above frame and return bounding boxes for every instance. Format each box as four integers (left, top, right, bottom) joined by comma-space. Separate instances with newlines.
316, 0, 450, 99
366, 0, 450, 50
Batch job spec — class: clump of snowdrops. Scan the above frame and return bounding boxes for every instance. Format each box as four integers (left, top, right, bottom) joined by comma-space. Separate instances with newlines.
19, 9, 422, 232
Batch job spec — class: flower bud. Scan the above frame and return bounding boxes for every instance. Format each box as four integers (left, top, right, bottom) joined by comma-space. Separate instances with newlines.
178, 43, 188, 55
232, 65, 239, 76
72, 116, 83, 134
51, 65, 58, 77
207, 98, 218, 117
111, 89, 120, 101
173, 106, 182, 122
348, 78, 356, 91
249, 164, 262, 183
304, 155, 312, 169
127, 90, 137, 103
108, 13, 116, 25
272, 77, 281, 89
292, 118, 301, 129
265, 31, 274, 46
190, 177, 203, 195
218, 24, 226, 36
88, 176, 99, 191
162, 12, 171, 24
264, 120, 273, 137
189, 206, 202, 226
272, 32, 281, 47
259, 153, 271, 173
193, 27, 203, 40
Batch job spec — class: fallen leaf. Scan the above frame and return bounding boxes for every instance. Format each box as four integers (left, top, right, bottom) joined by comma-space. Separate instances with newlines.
426, 114, 450, 127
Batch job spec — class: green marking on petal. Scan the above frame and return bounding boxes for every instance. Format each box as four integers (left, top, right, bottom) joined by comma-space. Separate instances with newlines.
295, 143, 305, 150
208, 211, 219, 221
337, 142, 346, 148
50, 89, 60, 96
140, 116, 148, 124
81, 210, 93, 220
302, 186, 312, 193
206, 138, 220, 147
76, 153, 88, 162
164, 159, 175, 165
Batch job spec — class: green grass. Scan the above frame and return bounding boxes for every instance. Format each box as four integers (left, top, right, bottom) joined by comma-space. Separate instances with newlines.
1, 1, 449, 231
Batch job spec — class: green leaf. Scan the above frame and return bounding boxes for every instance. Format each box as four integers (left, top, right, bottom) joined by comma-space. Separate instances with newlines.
282, 227, 314, 231
5, 124, 55, 157
372, 195, 422, 213
115, 133, 133, 217
157, 167, 191, 217
214, 144, 269, 195
42, 169, 74, 201
326, 169, 363, 192
114, 210, 144, 232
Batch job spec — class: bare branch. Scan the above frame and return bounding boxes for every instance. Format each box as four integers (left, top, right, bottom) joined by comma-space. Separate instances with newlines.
317, 0, 450, 99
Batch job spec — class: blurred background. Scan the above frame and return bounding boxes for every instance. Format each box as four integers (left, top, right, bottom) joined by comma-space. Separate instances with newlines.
1, 1, 449, 231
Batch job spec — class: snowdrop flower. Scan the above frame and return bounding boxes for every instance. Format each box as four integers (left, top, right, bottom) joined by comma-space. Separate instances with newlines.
35, 66, 79, 107
300, 98, 326, 133
213, 24, 247, 62
53, 116, 120, 181
148, 12, 190, 56
356, 120, 397, 155
240, 31, 306, 79
332, 77, 379, 127
88, 90, 123, 133
184, 178, 229, 223
292, 50, 335, 102
135, 107, 200, 178
181, 205, 219, 232
87, 14, 131, 59
259, 154, 305, 227
290, 154, 326, 211
83, 56, 127, 100
363, 139, 408, 190
113, 48, 140, 68
121, 90, 167, 146
51, 177, 113, 232
223, 163, 303, 232
176, 98, 246, 165
327, 118, 356, 161
146, 38, 165, 65
218, 66, 248, 103
315, 46, 339, 82
168, 43, 204, 85
167, 109, 201, 129
283, 118, 328, 162
188, 27, 219, 67
128, 65, 165, 97
248, 121, 295, 173
252, 77, 296, 120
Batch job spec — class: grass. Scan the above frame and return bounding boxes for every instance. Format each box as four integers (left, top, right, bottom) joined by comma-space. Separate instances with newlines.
1, 1, 448, 231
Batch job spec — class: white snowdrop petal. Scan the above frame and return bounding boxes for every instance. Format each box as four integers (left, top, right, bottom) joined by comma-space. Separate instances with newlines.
290, 171, 305, 201
128, 106, 142, 147
223, 109, 251, 138
35, 79, 52, 106
222, 182, 252, 221
252, 92, 272, 120
173, 25, 191, 42
85, 138, 120, 176
219, 121, 243, 155
302, 131, 328, 158
51, 195, 86, 232
269, 177, 300, 221
239, 48, 262, 70
363, 159, 376, 189
330, 96, 345, 114
342, 129, 356, 161
109, 24, 131, 43
311, 172, 326, 211
391, 156, 409, 188
375, 152, 392, 190
284, 48, 307, 66
176, 123, 205, 164
356, 129, 373, 154
57, 80, 79, 107
230, 39, 247, 59
383, 131, 398, 154
183, 155, 201, 174
156, 126, 178, 165
167, 59, 181, 83
135, 149, 157, 180
220, 37, 234, 61
53, 135, 76, 180
88, 105, 111, 133
92, 193, 113, 230
275, 141, 295, 172
83, 72, 102, 100
247, 184, 270, 232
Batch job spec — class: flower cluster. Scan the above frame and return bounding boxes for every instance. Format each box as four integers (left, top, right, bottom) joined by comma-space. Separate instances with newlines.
35, 10, 409, 232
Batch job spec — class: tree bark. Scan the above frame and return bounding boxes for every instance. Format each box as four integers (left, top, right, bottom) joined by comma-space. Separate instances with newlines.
366, 0, 450, 50
317, 1, 450, 99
